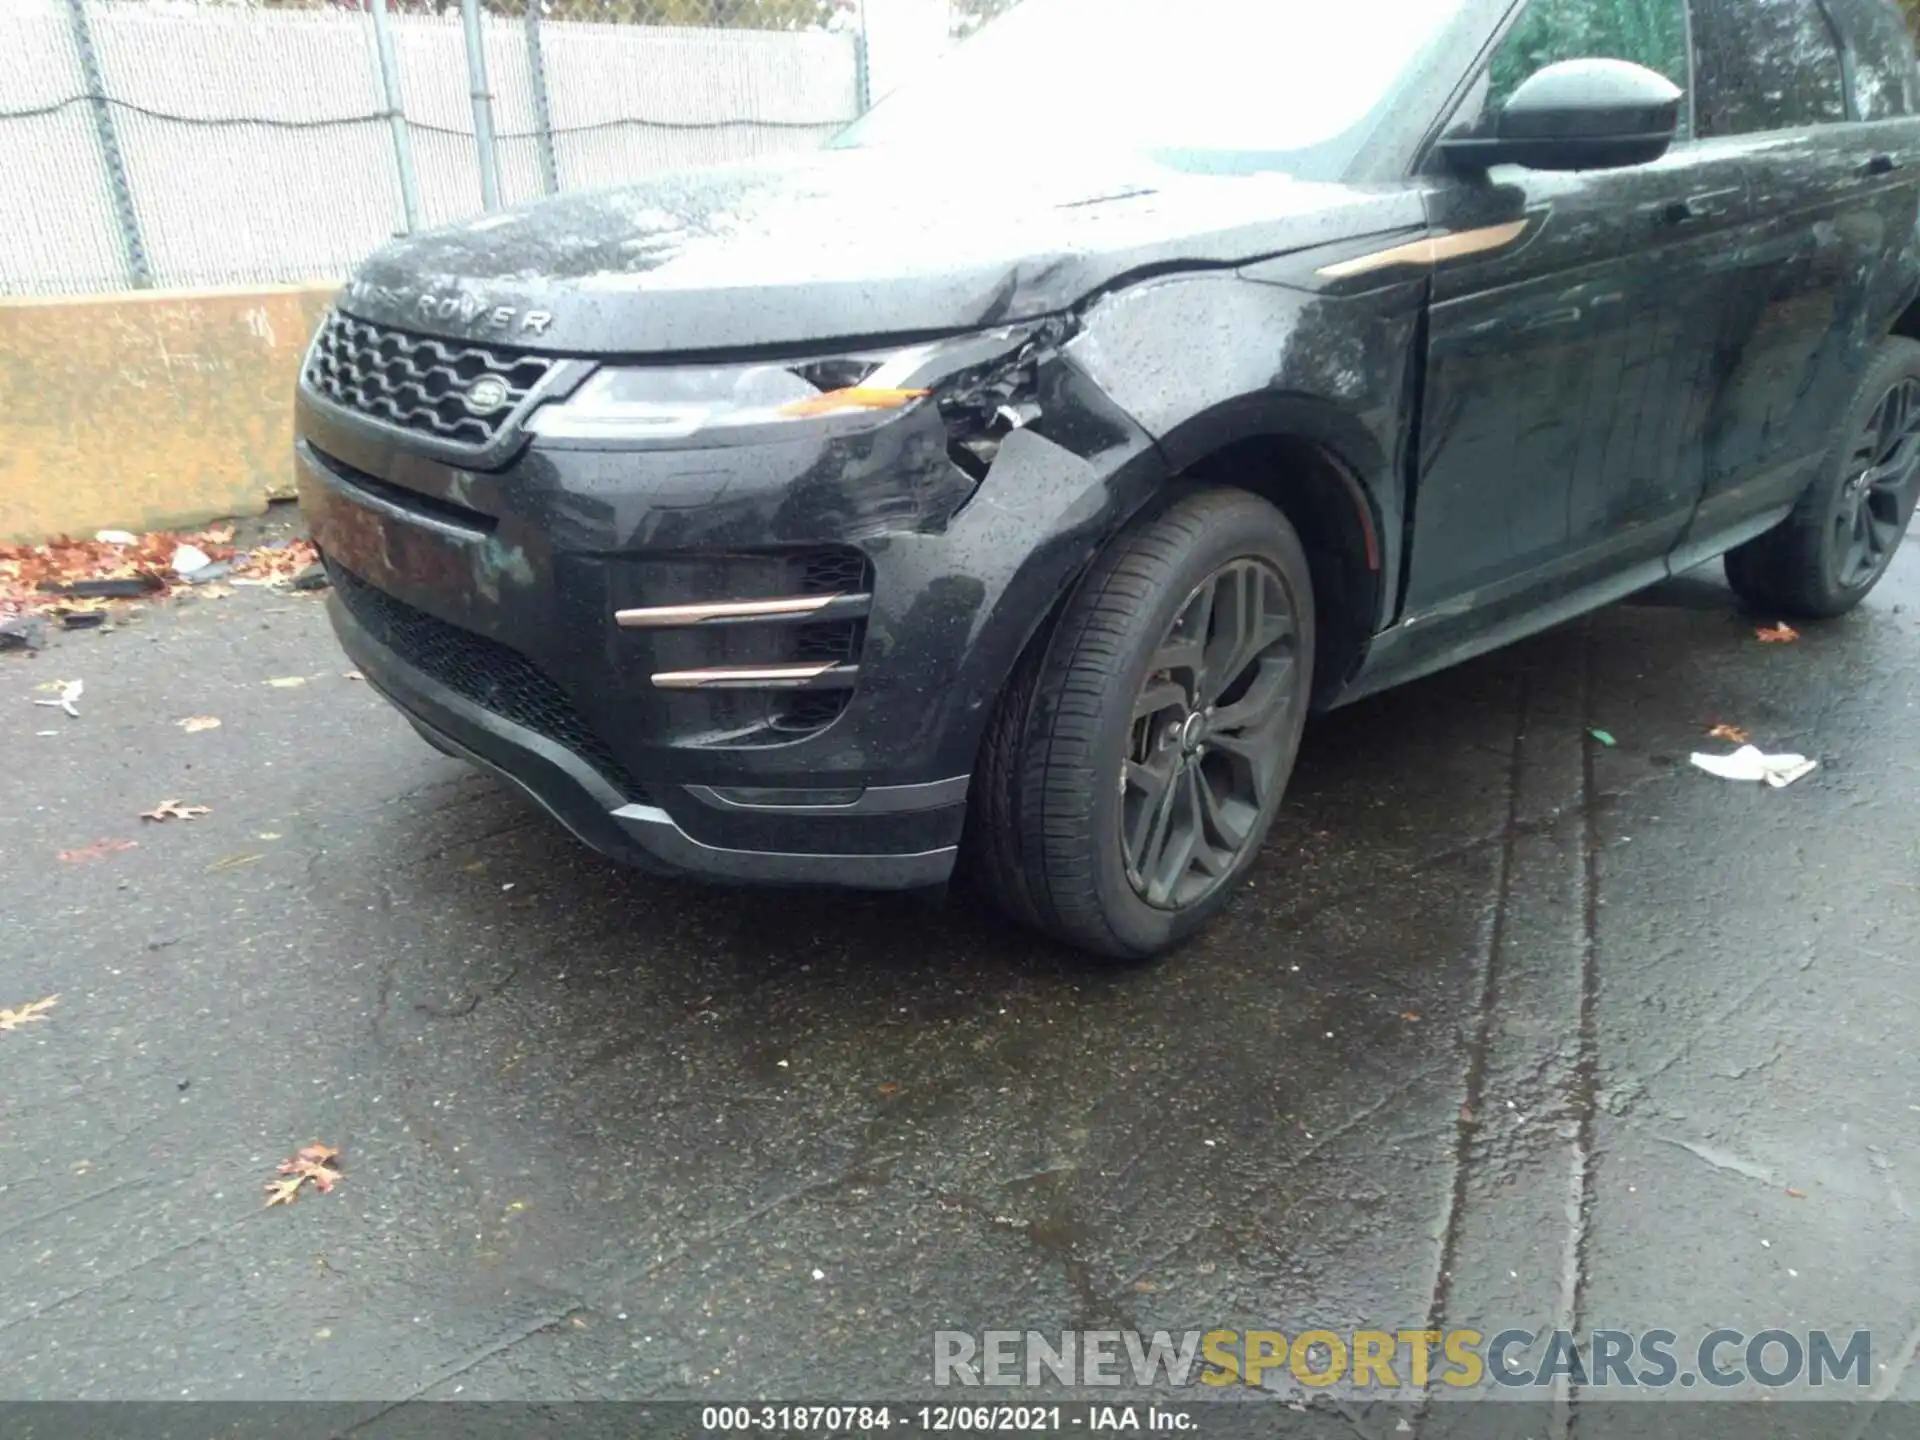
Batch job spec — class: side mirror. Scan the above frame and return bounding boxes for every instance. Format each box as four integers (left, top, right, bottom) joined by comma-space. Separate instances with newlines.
1441, 57, 1683, 174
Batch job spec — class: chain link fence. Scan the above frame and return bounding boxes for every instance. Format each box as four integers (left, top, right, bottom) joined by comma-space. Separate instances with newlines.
0, 0, 880, 295
0, 0, 1030, 296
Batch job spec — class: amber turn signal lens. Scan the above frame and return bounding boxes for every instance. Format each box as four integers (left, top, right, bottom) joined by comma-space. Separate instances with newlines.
777, 386, 931, 418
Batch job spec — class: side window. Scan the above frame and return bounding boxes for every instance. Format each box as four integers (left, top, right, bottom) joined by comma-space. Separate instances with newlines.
1834, 0, 1917, 119
1485, 0, 1693, 133
1690, 0, 1848, 136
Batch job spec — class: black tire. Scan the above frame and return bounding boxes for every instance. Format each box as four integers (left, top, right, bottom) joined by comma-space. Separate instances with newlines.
967, 487, 1315, 960
1724, 337, 1920, 618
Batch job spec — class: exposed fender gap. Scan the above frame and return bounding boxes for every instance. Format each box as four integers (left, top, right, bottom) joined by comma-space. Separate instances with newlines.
1392, 284, 1434, 629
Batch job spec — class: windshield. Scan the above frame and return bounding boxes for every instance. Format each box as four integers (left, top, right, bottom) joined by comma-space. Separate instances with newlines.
832, 0, 1474, 180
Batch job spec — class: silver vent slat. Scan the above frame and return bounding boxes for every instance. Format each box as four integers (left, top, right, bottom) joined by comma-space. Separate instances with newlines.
651, 663, 860, 691
616, 593, 870, 629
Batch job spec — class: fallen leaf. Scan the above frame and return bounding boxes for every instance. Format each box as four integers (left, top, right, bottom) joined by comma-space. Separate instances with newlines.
177, 715, 222, 733
265, 676, 307, 689
1401, 1012, 1422, 1022
877, 1082, 901, 1096
0, 995, 58, 1032
1589, 729, 1617, 747
1756, 623, 1801, 644
1708, 724, 1751, 744
30, 678, 83, 717
267, 1141, 344, 1207
206, 853, 264, 872
1132, 1280, 1159, 1294
1786, 1187, 1807, 1199
141, 799, 211, 822
58, 839, 137, 863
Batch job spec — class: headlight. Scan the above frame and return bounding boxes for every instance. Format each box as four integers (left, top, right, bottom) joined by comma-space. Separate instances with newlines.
523, 323, 1064, 455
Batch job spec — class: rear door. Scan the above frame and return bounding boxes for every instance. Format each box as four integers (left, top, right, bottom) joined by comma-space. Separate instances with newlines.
1674, 0, 1920, 562
1402, 0, 1756, 630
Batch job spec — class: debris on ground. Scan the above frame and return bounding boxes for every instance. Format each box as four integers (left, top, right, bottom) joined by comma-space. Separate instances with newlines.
141, 799, 211, 822
266, 1144, 342, 1207
2, 527, 320, 624
1708, 723, 1752, 744
1589, 729, 1617, 747
1690, 745, 1819, 788
0, 995, 58, 1033
31, 679, 83, 717
177, 715, 222, 733
170, 544, 213, 578
1, 614, 47, 652
290, 563, 330, 592
265, 676, 307, 689
60, 611, 107, 631
58, 839, 138, 863
1756, 623, 1801, 644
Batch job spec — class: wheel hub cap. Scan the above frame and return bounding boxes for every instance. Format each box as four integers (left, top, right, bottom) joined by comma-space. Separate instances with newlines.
1834, 377, 1920, 590
1120, 557, 1302, 912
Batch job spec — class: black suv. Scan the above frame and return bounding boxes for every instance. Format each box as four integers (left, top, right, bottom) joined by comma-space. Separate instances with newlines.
298, 0, 1920, 959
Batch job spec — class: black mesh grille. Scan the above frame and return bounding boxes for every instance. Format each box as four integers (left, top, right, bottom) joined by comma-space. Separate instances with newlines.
304, 311, 554, 447
327, 560, 644, 799
796, 549, 870, 595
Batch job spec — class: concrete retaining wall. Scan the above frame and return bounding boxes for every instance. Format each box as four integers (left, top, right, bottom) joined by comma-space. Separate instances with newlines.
0, 283, 335, 543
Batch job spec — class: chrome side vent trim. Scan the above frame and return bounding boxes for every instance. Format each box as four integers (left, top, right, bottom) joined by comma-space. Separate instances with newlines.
651, 663, 860, 691
616, 593, 870, 629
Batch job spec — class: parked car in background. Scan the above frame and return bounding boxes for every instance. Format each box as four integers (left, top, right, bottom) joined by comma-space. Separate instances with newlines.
297, 0, 1920, 958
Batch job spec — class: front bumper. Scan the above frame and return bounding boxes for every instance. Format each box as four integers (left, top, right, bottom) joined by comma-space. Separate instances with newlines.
331, 588, 963, 888
295, 340, 1163, 891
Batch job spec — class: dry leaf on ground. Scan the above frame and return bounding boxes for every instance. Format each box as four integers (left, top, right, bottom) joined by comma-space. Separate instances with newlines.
1756, 623, 1801, 644
267, 1143, 343, 1206
30, 679, 83, 717
263, 1176, 305, 1208
58, 839, 137, 863
1708, 724, 1751, 744
177, 716, 222, 733
141, 799, 211, 822
0, 995, 58, 1032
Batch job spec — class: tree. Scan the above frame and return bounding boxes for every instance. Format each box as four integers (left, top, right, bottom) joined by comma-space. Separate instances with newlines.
950, 0, 1017, 39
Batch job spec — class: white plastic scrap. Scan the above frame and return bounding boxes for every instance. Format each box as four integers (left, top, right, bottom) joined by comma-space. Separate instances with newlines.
32, 679, 84, 718
95, 529, 138, 545
1689, 745, 1818, 789
170, 544, 213, 577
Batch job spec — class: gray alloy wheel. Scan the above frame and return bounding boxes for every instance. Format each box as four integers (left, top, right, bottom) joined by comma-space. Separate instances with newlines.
967, 487, 1315, 960
1726, 336, 1920, 619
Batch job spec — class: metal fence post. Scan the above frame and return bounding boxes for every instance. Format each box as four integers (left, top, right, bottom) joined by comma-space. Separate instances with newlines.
369, 0, 421, 233
523, 1, 560, 195
853, 5, 872, 114
63, 0, 151, 289
461, 0, 502, 211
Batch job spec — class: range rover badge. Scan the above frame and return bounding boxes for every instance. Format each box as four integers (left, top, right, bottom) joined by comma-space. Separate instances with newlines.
466, 376, 512, 413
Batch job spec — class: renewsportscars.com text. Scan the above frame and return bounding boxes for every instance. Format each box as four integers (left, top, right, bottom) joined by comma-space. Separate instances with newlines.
933, 1328, 1872, 1391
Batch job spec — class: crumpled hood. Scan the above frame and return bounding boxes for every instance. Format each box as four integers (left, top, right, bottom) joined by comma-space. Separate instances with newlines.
339, 147, 1410, 355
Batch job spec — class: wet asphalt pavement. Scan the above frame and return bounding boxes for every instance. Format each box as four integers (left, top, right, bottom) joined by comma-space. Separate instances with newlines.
4, 525, 1920, 1427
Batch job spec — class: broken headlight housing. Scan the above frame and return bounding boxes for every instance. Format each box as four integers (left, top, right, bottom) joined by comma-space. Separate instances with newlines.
524, 321, 1067, 476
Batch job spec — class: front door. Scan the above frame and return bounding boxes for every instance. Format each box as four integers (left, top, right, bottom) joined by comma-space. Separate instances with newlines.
1401, 0, 1755, 638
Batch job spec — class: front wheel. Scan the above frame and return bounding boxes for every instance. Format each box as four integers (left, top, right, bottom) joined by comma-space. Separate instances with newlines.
1725, 336, 1920, 618
967, 488, 1315, 960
